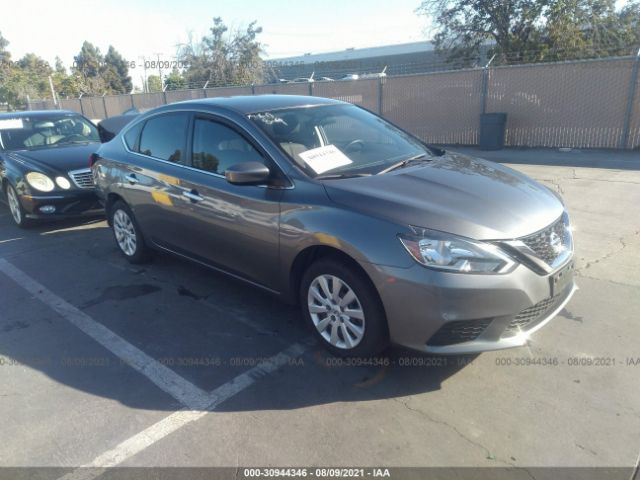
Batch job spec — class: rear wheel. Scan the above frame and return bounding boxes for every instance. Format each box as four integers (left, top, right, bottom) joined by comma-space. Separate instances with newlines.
110, 201, 150, 263
6, 184, 31, 228
300, 258, 388, 357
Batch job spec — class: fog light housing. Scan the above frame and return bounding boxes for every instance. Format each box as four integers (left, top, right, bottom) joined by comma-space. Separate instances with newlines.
39, 205, 56, 214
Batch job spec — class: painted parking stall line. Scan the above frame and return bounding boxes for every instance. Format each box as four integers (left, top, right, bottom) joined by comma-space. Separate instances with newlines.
0, 258, 211, 410
57, 343, 307, 480
0, 257, 309, 476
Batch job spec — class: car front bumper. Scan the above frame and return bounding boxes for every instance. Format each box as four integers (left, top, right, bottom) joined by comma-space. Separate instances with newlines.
363, 257, 576, 354
21, 191, 104, 219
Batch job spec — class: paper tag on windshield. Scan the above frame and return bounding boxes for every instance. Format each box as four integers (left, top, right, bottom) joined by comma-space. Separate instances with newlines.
0, 118, 23, 130
298, 145, 353, 174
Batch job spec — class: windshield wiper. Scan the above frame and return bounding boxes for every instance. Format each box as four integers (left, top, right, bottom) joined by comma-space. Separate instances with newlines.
377, 153, 430, 175
316, 172, 372, 180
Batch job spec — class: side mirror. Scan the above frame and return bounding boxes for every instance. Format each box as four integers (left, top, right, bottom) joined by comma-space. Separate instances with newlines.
225, 161, 271, 185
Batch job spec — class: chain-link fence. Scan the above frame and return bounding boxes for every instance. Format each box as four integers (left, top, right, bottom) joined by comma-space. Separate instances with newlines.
27, 55, 640, 149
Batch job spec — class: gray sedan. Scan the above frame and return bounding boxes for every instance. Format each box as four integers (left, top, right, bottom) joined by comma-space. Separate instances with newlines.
92, 95, 575, 356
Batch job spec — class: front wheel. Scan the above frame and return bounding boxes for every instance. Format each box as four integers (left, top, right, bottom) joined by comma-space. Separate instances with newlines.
300, 259, 389, 357
110, 201, 151, 264
6, 184, 31, 228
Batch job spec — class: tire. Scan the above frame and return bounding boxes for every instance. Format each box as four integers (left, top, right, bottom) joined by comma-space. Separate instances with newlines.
6, 184, 32, 228
300, 258, 389, 357
109, 200, 151, 264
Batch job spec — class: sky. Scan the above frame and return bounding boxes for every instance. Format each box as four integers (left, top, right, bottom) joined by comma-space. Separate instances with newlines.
1, 0, 428, 86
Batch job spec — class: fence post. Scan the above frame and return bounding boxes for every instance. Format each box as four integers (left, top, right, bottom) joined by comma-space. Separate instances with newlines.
378, 77, 384, 115
251, 84, 256, 95
308, 82, 313, 96
130, 94, 135, 109
78, 95, 85, 116
620, 49, 640, 149
480, 54, 495, 115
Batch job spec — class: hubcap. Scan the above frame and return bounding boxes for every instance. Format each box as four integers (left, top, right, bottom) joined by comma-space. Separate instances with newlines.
113, 209, 137, 256
307, 274, 365, 349
7, 187, 22, 224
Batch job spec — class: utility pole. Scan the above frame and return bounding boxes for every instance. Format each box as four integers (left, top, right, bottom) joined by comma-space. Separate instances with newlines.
139, 56, 149, 93
48, 75, 58, 107
154, 53, 164, 88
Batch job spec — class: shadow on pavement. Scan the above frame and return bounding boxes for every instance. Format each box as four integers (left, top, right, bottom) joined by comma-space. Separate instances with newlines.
0, 203, 473, 412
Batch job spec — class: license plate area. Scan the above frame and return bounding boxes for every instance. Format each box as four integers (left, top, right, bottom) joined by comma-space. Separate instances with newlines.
550, 261, 574, 297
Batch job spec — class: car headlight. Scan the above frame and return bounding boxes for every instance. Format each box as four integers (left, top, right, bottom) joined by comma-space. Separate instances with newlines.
398, 228, 516, 274
55, 176, 71, 190
25, 172, 55, 192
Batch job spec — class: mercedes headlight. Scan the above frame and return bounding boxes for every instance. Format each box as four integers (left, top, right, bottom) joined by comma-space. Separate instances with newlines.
25, 172, 55, 192
398, 228, 516, 274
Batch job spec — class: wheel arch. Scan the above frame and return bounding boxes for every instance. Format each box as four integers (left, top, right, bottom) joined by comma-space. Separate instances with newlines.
104, 192, 126, 226
288, 245, 382, 309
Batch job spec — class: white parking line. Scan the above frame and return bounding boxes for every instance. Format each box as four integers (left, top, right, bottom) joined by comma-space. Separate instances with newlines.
0, 258, 211, 410
0, 237, 22, 244
0, 257, 309, 476
58, 343, 306, 480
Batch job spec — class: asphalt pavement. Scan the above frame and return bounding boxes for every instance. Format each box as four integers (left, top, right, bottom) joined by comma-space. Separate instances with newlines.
0, 147, 639, 479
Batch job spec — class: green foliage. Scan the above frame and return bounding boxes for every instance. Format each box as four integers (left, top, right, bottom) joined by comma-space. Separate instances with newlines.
0, 32, 133, 109
417, 0, 640, 65
73, 42, 132, 95
164, 67, 187, 91
177, 17, 273, 87
104, 46, 133, 94
146, 75, 163, 93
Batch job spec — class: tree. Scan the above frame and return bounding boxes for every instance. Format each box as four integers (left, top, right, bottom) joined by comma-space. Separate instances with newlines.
146, 75, 163, 92
104, 46, 132, 93
178, 17, 269, 87
164, 67, 187, 90
51, 58, 81, 98
0, 32, 28, 110
417, 0, 640, 65
15, 53, 53, 100
74, 41, 102, 78
72, 42, 133, 95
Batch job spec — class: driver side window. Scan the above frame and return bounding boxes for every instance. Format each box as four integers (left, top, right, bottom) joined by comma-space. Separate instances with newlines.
191, 118, 265, 175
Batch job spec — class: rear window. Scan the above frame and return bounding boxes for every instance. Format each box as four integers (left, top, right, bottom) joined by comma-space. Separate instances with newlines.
138, 113, 189, 163
123, 122, 143, 150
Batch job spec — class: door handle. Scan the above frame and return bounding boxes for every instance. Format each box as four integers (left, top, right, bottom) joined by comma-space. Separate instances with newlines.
124, 173, 138, 185
182, 190, 204, 203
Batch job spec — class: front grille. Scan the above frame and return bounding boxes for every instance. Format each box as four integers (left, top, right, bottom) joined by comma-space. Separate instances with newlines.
519, 216, 568, 266
427, 318, 492, 346
69, 168, 95, 189
502, 293, 565, 337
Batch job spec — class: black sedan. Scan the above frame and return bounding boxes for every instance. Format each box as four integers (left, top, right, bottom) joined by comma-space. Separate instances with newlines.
0, 110, 103, 227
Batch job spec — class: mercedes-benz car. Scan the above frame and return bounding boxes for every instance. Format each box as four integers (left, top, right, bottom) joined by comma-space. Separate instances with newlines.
0, 110, 103, 227
92, 95, 576, 357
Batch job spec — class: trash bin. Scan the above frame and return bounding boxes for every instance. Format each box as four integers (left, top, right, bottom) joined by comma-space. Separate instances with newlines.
479, 113, 507, 150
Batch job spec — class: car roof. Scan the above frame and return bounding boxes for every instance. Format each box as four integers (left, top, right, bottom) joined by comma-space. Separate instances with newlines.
170, 95, 346, 115
0, 110, 80, 119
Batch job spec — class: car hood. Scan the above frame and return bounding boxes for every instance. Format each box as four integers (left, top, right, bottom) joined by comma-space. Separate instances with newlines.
323, 152, 564, 240
9, 143, 99, 175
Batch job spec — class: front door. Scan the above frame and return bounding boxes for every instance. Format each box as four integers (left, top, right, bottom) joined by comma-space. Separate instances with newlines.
171, 115, 283, 290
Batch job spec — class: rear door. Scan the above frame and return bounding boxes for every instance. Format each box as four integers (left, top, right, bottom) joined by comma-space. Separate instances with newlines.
172, 114, 283, 290
117, 111, 193, 245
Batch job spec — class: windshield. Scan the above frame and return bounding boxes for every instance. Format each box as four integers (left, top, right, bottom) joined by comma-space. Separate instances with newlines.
0, 114, 99, 151
248, 104, 430, 178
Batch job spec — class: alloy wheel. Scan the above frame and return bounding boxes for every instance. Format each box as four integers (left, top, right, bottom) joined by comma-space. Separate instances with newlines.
307, 274, 365, 349
7, 187, 22, 225
113, 209, 137, 256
